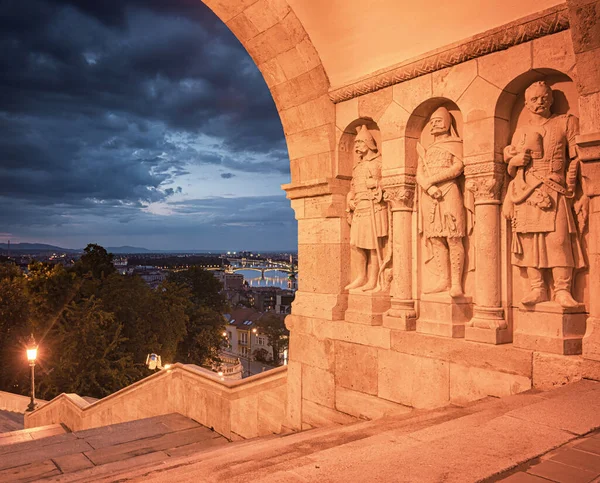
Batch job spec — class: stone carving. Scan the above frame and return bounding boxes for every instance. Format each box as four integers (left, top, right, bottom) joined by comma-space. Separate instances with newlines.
503, 81, 588, 308
329, 5, 568, 103
416, 107, 467, 298
383, 185, 415, 211
466, 176, 502, 203
345, 125, 390, 292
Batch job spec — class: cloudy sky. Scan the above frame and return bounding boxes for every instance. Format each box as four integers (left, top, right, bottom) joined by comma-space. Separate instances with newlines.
0, 0, 296, 251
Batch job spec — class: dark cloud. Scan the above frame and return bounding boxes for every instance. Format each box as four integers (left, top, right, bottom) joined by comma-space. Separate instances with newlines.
0, 0, 295, 249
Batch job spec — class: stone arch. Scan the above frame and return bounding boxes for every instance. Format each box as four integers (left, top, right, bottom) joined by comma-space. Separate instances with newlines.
201, 0, 336, 186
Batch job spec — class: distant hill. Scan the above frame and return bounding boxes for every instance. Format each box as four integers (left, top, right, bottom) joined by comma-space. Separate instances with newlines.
107, 246, 152, 254
0, 243, 80, 253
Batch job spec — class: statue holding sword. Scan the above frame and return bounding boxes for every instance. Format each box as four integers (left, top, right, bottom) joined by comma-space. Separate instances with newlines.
416, 106, 466, 298
345, 125, 389, 292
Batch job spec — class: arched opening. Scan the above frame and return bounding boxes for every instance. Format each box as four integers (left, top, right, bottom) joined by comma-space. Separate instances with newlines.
0, 0, 329, 399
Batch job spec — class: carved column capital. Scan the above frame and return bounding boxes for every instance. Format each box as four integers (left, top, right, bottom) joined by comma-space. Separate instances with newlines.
381, 174, 416, 211
464, 162, 505, 205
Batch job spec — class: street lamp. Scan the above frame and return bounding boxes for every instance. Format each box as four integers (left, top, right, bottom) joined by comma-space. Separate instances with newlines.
26, 335, 38, 412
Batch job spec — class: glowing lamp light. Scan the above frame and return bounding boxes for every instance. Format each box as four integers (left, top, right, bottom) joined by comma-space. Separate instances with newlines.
27, 347, 38, 362
218, 371, 224, 377
222, 331, 227, 337
163, 364, 171, 370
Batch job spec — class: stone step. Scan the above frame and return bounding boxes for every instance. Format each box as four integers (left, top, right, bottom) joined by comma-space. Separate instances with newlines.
0, 410, 24, 434
0, 413, 230, 483
0, 424, 67, 447
86, 380, 600, 483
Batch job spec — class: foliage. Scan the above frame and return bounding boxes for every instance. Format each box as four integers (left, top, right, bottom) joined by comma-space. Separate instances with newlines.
255, 313, 289, 366
0, 244, 229, 400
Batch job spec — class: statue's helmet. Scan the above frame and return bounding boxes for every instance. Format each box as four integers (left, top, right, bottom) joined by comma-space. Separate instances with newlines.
355, 125, 377, 151
430, 106, 452, 131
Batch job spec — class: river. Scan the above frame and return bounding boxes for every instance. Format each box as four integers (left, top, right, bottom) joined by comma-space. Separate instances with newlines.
234, 269, 293, 290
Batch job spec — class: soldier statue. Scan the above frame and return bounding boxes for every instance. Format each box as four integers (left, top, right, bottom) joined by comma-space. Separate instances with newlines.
345, 125, 389, 292
416, 106, 466, 298
503, 81, 588, 308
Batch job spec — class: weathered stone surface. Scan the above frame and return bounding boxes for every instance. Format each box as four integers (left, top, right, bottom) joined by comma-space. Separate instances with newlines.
335, 341, 378, 395
286, 123, 335, 161
532, 30, 576, 75
302, 364, 335, 409
335, 387, 412, 420
393, 74, 433, 114
478, 41, 532, 92
378, 101, 410, 141
458, 76, 504, 123
449, 363, 532, 405
358, 87, 393, 122
568, 1, 600, 54
532, 352, 584, 390
277, 37, 321, 80
289, 332, 335, 371
312, 318, 391, 349
298, 243, 347, 294
301, 400, 357, 428
390, 330, 533, 377
432, 60, 477, 102
378, 349, 450, 408
271, 65, 329, 112
226, 11, 260, 43
244, 0, 290, 34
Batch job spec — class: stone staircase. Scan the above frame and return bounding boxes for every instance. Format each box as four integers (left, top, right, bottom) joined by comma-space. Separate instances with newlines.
0, 413, 229, 482
2, 380, 600, 482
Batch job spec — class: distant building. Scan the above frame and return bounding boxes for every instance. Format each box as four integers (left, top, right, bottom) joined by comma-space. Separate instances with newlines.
223, 308, 288, 364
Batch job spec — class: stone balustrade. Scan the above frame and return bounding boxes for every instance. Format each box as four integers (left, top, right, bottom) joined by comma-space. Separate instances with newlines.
24, 364, 287, 440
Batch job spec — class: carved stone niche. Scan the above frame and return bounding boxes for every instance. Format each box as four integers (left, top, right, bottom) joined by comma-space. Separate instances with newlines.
502, 72, 589, 355
412, 101, 473, 338
340, 118, 391, 326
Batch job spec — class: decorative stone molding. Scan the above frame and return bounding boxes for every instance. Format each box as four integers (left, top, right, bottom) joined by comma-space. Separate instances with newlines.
466, 176, 503, 204
382, 174, 416, 211
463, 161, 505, 177
328, 5, 569, 104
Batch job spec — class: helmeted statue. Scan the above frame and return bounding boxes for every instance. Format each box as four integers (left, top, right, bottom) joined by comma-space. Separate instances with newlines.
503, 80, 588, 308
345, 125, 389, 292
416, 107, 466, 298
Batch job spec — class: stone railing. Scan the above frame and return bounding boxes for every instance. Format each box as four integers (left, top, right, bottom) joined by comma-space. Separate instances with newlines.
24, 363, 287, 440
0, 390, 46, 413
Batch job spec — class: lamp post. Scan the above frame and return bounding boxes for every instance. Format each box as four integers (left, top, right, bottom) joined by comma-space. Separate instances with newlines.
26, 335, 38, 412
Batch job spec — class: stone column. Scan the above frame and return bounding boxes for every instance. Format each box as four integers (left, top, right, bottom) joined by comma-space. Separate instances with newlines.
463, 164, 511, 344
567, 0, 600, 375
381, 174, 417, 330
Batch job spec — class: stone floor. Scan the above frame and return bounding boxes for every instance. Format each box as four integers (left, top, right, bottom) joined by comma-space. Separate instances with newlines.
3, 381, 600, 482
494, 429, 600, 482
0, 413, 229, 482
0, 410, 24, 433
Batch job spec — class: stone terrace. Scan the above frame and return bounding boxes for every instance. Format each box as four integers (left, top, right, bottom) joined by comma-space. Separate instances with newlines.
2, 379, 596, 482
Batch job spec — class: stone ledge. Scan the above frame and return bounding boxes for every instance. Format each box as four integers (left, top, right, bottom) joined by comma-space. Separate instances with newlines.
390, 330, 533, 377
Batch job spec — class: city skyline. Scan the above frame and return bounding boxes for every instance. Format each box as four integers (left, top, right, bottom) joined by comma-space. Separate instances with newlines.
0, 0, 297, 251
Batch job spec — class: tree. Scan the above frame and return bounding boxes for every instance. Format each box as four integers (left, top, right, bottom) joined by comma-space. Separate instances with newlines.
38, 297, 134, 399
75, 243, 116, 280
168, 267, 227, 312
175, 306, 225, 367
255, 313, 289, 366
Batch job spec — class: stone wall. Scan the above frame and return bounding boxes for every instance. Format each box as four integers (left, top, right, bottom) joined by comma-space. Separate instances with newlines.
284, 25, 600, 429
24, 364, 287, 440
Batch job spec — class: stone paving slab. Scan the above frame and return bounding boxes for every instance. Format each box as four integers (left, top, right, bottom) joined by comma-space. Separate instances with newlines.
496, 429, 600, 482
0, 460, 60, 482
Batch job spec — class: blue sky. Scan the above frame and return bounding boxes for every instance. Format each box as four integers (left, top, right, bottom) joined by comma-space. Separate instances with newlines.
0, 0, 297, 251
